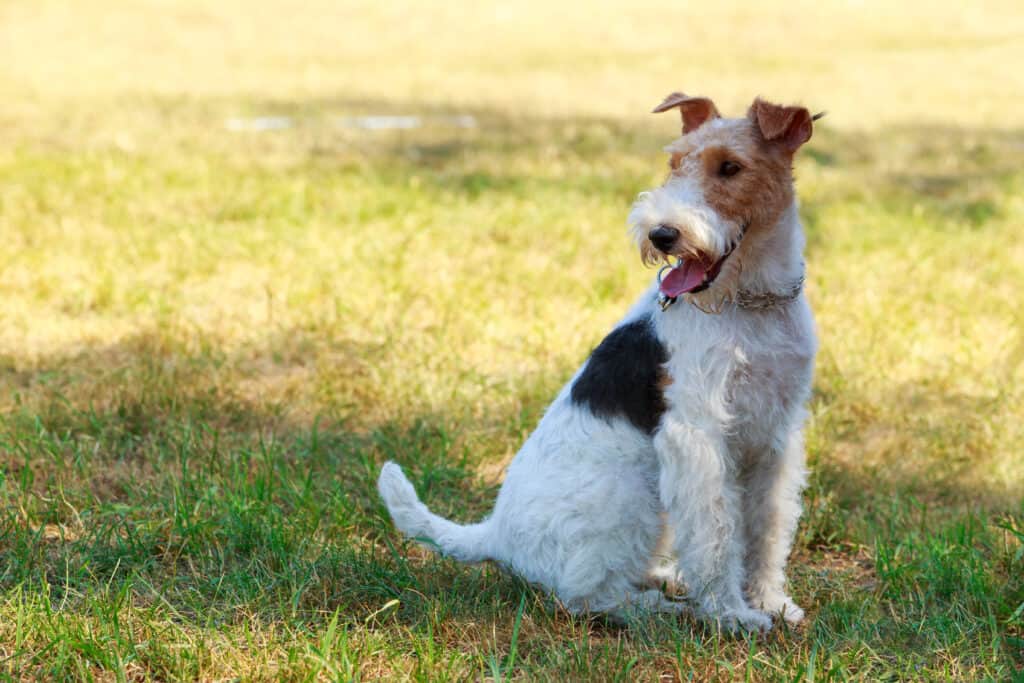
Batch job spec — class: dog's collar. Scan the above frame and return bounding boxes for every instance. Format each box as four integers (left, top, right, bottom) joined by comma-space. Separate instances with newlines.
734, 275, 805, 310
659, 274, 805, 313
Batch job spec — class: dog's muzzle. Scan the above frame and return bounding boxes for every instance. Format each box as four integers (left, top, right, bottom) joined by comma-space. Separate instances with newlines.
656, 222, 749, 311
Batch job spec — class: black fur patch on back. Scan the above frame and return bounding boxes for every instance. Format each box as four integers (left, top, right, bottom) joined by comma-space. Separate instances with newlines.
570, 316, 669, 434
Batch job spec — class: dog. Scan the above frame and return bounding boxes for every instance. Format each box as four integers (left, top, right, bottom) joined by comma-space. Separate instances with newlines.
378, 93, 818, 631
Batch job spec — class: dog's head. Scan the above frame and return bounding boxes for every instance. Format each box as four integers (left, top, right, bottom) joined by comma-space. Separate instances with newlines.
629, 93, 816, 301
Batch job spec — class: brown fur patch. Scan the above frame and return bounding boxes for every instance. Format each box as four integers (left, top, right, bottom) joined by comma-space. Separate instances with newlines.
699, 126, 796, 237
661, 97, 815, 242
657, 367, 674, 392
653, 92, 721, 135
749, 98, 813, 152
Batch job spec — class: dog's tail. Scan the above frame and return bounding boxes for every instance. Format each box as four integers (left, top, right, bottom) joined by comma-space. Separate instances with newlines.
377, 461, 492, 563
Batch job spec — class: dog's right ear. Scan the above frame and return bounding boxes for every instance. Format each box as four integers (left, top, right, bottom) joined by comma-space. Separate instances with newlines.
652, 93, 720, 135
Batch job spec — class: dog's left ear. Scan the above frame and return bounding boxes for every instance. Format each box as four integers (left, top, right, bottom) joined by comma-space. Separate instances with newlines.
749, 98, 813, 152
653, 92, 720, 134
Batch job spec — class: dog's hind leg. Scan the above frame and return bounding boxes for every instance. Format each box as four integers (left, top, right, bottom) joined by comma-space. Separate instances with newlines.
741, 428, 808, 624
563, 574, 690, 620
543, 479, 674, 620
603, 590, 692, 623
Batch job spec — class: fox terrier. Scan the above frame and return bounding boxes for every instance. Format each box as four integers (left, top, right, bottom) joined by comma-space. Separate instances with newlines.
378, 93, 819, 631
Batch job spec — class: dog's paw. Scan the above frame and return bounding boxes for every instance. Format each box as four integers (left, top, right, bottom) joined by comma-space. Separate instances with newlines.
644, 564, 687, 597
704, 606, 773, 633
753, 593, 805, 625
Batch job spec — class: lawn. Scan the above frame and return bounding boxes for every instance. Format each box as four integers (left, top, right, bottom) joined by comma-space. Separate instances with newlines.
1, 1, 1023, 680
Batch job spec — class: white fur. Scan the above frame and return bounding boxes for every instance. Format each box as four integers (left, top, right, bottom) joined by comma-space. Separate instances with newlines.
378, 140, 816, 631
628, 175, 736, 260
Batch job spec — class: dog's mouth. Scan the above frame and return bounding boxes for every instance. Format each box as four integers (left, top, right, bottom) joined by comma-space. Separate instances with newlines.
657, 227, 746, 298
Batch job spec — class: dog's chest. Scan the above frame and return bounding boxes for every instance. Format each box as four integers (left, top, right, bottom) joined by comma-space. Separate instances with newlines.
659, 304, 815, 435
726, 342, 811, 427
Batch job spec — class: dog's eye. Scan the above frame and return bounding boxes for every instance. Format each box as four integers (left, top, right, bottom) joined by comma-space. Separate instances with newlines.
718, 160, 742, 178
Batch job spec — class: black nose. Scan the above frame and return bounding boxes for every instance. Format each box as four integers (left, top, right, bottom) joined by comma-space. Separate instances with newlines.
648, 225, 680, 252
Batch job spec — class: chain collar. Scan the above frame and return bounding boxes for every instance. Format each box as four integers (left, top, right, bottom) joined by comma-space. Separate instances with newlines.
658, 274, 805, 313
734, 274, 805, 310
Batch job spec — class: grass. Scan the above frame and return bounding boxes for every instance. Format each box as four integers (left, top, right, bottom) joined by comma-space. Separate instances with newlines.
1, 0, 1023, 679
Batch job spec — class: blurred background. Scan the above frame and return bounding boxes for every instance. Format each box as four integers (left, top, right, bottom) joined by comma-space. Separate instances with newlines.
1, 1, 1022, 679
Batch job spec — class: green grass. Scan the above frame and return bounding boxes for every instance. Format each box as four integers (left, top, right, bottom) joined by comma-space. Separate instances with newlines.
1, 1, 1023, 679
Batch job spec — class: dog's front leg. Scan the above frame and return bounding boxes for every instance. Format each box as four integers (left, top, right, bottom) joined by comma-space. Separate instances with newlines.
655, 418, 771, 632
742, 428, 808, 625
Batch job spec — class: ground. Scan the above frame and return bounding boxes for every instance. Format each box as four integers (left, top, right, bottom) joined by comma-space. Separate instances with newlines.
0, 1, 1022, 680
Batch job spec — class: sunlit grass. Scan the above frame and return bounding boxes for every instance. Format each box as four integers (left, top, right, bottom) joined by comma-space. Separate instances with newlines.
0, 0, 1022, 679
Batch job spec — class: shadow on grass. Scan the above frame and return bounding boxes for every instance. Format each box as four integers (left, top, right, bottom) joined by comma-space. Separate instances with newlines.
0, 320, 1020, 632
0, 325, 526, 630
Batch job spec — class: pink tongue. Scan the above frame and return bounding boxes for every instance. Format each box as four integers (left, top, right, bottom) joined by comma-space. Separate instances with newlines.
660, 259, 707, 298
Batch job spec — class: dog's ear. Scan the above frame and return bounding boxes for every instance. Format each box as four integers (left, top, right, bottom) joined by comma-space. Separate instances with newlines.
748, 98, 813, 152
653, 92, 720, 134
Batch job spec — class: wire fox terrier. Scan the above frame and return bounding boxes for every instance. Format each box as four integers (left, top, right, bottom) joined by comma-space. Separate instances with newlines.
379, 93, 820, 631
